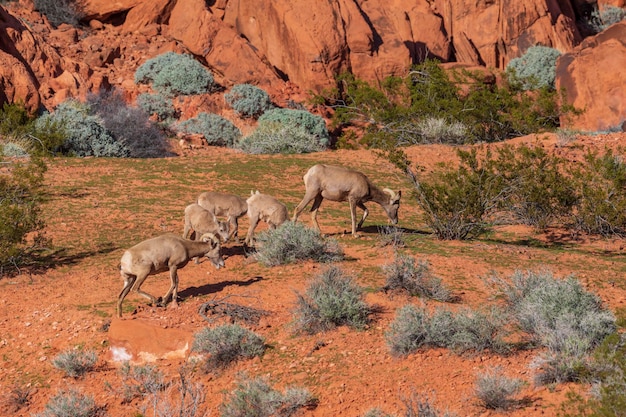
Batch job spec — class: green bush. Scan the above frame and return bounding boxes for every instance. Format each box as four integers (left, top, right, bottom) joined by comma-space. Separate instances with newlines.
237, 121, 326, 154
572, 149, 626, 237
258, 108, 330, 147
0, 156, 47, 272
0, 102, 65, 156
506, 45, 561, 90
134, 52, 214, 96
490, 269, 616, 384
253, 221, 343, 266
385, 305, 508, 356
136, 92, 178, 124
35, 100, 130, 157
382, 254, 453, 301
192, 324, 265, 370
225, 84, 273, 118
220, 375, 316, 417
52, 349, 97, 378
177, 112, 241, 147
33, 0, 83, 27
293, 266, 370, 334
35, 388, 98, 417
474, 366, 524, 410
585, 6, 626, 33
86, 90, 171, 157
413, 116, 469, 144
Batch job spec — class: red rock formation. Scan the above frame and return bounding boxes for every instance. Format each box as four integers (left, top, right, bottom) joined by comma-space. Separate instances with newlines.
556, 20, 626, 132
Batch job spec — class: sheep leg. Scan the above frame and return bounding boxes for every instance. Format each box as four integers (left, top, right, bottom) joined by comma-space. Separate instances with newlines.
309, 195, 324, 232
116, 272, 137, 318
356, 202, 369, 230
245, 214, 260, 246
161, 266, 179, 308
228, 216, 239, 241
348, 198, 360, 236
292, 192, 318, 223
132, 272, 159, 306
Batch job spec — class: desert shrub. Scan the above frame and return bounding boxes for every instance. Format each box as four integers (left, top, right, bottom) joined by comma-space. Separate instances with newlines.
118, 362, 166, 403
220, 375, 316, 417
35, 100, 130, 157
413, 116, 469, 144
192, 324, 265, 370
506, 45, 561, 90
0, 102, 33, 138
385, 305, 508, 356
253, 221, 343, 266
0, 103, 65, 156
86, 90, 171, 157
1, 140, 30, 158
293, 266, 371, 334
493, 144, 577, 229
0, 156, 47, 272
584, 5, 626, 33
474, 366, 524, 410
52, 349, 97, 378
33, 0, 83, 27
362, 392, 456, 417
35, 388, 99, 417
382, 254, 453, 302
237, 121, 325, 154
490, 269, 616, 384
225, 84, 273, 118
258, 108, 330, 147
177, 112, 241, 147
377, 225, 406, 248
572, 149, 626, 237
136, 92, 178, 124
411, 148, 504, 240
134, 52, 214, 96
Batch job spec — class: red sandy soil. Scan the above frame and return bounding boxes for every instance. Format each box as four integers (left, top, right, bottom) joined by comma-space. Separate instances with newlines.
1, 132, 626, 417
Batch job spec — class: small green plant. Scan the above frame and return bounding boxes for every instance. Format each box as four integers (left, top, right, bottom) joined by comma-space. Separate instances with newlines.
225, 84, 273, 118
52, 348, 98, 378
237, 121, 325, 154
474, 366, 524, 410
33, 0, 83, 27
177, 113, 241, 147
293, 266, 371, 334
192, 324, 265, 370
6, 383, 32, 412
506, 45, 561, 90
136, 93, 178, 124
134, 52, 215, 96
253, 221, 343, 266
220, 375, 316, 417
118, 362, 166, 403
382, 254, 453, 302
34, 388, 99, 417
258, 108, 330, 147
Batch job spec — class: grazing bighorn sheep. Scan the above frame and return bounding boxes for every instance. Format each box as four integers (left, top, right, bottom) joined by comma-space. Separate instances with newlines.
292, 164, 401, 236
183, 203, 230, 264
197, 191, 248, 241
116, 233, 224, 318
245, 190, 289, 246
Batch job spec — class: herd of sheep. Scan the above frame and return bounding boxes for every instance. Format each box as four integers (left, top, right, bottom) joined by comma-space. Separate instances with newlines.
116, 164, 402, 318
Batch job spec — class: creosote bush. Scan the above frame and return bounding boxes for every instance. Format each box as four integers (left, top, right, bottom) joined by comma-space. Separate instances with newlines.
177, 113, 241, 147
52, 349, 98, 378
220, 375, 316, 417
253, 221, 343, 266
225, 84, 273, 118
134, 52, 214, 96
237, 121, 325, 154
192, 324, 265, 370
474, 366, 524, 410
258, 108, 330, 147
293, 266, 371, 334
382, 253, 453, 301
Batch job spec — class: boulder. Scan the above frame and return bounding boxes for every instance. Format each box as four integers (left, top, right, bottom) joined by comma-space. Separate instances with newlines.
556, 21, 626, 131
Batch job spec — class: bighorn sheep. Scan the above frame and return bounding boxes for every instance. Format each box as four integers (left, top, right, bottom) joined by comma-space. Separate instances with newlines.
197, 191, 248, 241
245, 190, 289, 246
292, 164, 401, 236
116, 233, 224, 318
183, 203, 230, 264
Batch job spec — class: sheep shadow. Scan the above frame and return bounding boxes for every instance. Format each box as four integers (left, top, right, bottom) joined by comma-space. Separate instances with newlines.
178, 276, 264, 300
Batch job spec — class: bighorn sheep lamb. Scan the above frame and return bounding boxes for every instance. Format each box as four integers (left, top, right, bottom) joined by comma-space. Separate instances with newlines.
183, 203, 230, 264
292, 164, 401, 236
116, 233, 224, 318
245, 190, 289, 246
197, 191, 248, 241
